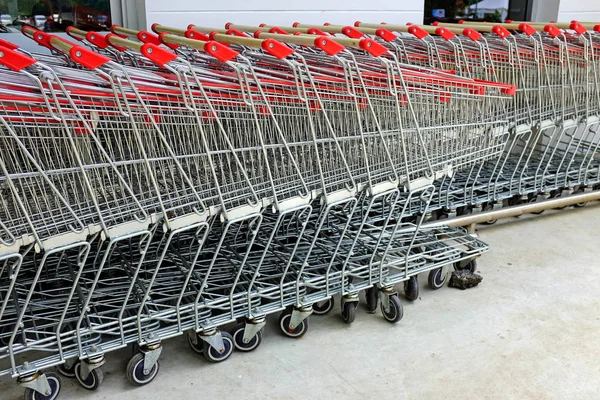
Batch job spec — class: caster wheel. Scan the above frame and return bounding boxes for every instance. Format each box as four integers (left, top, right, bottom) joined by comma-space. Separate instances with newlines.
74, 362, 104, 391
529, 196, 544, 214
203, 332, 234, 362
404, 276, 419, 301
508, 195, 520, 206
573, 188, 587, 207
365, 287, 378, 313
454, 259, 477, 273
56, 361, 76, 378
481, 204, 497, 224
126, 352, 159, 386
381, 295, 403, 323
428, 267, 447, 290
312, 297, 334, 315
232, 325, 262, 352
458, 206, 472, 216
550, 190, 566, 209
438, 212, 448, 220
187, 332, 204, 354
24, 372, 61, 400
278, 311, 309, 338
341, 301, 356, 324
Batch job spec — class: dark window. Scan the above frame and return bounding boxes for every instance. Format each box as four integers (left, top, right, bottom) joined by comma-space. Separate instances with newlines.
0, 0, 111, 32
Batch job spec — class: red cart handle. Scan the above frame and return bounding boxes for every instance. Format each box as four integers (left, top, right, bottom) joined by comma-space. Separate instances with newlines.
0, 44, 37, 71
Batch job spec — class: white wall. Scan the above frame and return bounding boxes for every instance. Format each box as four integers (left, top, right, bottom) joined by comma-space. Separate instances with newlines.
557, 0, 600, 22
144, 0, 424, 30
531, 0, 559, 22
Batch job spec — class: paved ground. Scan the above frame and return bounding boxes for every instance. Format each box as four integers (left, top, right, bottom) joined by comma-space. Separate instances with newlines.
2, 204, 599, 400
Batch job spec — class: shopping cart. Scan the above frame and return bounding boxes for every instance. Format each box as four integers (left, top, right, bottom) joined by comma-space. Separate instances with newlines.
342, 21, 600, 218
0, 19, 519, 399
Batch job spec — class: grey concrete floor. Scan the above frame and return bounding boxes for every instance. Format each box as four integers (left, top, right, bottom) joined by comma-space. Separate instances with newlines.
2, 204, 599, 400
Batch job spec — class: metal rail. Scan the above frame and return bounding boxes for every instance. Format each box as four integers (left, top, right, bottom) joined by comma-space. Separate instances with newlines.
426, 190, 600, 229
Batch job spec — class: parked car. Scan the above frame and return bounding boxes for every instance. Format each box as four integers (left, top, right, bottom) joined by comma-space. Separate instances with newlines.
33, 15, 46, 29
0, 14, 12, 26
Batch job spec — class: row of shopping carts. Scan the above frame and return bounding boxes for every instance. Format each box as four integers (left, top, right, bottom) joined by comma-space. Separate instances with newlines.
0, 18, 596, 399
346, 20, 600, 219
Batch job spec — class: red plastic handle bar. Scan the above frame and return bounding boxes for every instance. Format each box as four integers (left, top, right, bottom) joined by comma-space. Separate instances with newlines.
69, 45, 112, 69
0, 44, 37, 71
187, 30, 229, 46
492, 26, 511, 38
66, 26, 85, 41
0, 37, 19, 50
85, 31, 110, 49
185, 29, 210, 42
261, 38, 294, 59
544, 24, 562, 38
462, 28, 482, 41
359, 38, 388, 57
307, 27, 328, 36
314, 36, 345, 56
226, 28, 250, 38
570, 22, 587, 35
137, 30, 162, 45
140, 43, 178, 66
24, 27, 111, 69
341, 26, 364, 39
22, 26, 52, 50
203, 41, 239, 62
375, 28, 397, 42
106, 33, 181, 66
157, 33, 180, 50
435, 27, 455, 41
518, 23, 537, 36
269, 26, 289, 34
109, 24, 128, 38
105, 33, 128, 51
407, 25, 429, 39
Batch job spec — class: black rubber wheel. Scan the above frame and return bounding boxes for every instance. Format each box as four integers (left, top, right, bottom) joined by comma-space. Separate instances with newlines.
187, 332, 203, 355
312, 298, 335, 315
203, 332, 234, 362
341, 301, 356, 324
381, 295, 403, 323
232, 325, 262, 352
365, 287, 378, 313
56, 360, 76, 378
23, 372, 61, 400
454, 259, 477, 273
481, 203, 497, 224
428, 267, 447, 290
550, 190, 567, 209
404, 276, 419, 301
529, 195, 545, 214
573, 188, 587, 207
125, 352, 160, 386
74, 362, 104, 391
278, 311, 309, 338
458, 206, 472, 216
508, 195, 520, 206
